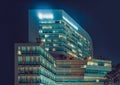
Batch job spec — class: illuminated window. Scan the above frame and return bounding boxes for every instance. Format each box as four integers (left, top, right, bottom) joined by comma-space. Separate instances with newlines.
68, 43, 75, 48
39, 20, 55, 23
42, 26, 52, 29
52, 48, 56, 51
17, 50, 21, 55
47, 39, 51, 42
81, 65, 87, 68
96, 79, 99, 82
38, 13, 54, 19
39, 30, 43, 33
41, 39, 45, 42
104, 63, 111, 67
88, 56, 92, 60
45, 48, 49, 51
72, 49, 76, 53
53, 44, 58, 46
79, 53, 82, 56
78, 42, 83, 46
87, 61, 98, 66
59, 34, 66, 39
45, 34, 49, 38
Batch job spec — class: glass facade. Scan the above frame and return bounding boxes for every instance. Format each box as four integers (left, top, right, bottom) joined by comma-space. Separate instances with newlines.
15, 9, 112, 85
84, 59, 112, 84
15, 44, 56, 85
29, 10, 93, 59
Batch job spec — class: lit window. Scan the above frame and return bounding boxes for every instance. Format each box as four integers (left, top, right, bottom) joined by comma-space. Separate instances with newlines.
53, 44, 58, 46
67, 52, 77, 58
53, 30, 55, 33
79, 53, 82, 56
59, 34, 66, 39
81, 65, 86, 68
45, 34, 49, 38
18, 50, 21, 55
88, 56, 92, 60
47, 39, 51, 42
45, 48, 49, 51
96, 79, 99, 82
42, 26, 52, 29
78, 42, 83, 46
39, 30, 43, 33
72, 49, 76, 53
52, 48, 56, 51
87, 61, 98, 66
38, 13, 54, 19
41, 39, 45, 42
104, 63, 111, 67
68, 43, 75, 48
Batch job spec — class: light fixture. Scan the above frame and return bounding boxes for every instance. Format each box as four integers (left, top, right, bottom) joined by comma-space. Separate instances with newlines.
38, 13, 54, 19
63, 16, 78, 30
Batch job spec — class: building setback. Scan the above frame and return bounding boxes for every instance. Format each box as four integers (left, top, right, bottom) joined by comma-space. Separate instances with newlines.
15, 9, 111, 85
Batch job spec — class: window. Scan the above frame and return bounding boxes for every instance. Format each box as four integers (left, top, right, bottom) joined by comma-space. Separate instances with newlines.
17, 50, 21, 55
42, 26, 52, 29
52, 48, 56, 51
45, 48, 49, 51
98, 62, 104, 66
31, 57, 34, 65
59, 34, 66, 39
87, 61, 98, 66
21, 46, 26, 54
18, 57, 22, 65
26, 56, 30, 65
104, 63, 111, 67
45, 34, 49, 38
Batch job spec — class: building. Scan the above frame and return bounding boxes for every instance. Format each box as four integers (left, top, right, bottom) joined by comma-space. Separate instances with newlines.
104, 64, 120, 85
15, 43, 56, 85
29, 9, 93, 60
84, 58, 112, 85
15, 9, 111, 85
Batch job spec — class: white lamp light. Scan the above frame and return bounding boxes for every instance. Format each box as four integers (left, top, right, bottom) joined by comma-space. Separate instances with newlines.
38, 13, 54, 19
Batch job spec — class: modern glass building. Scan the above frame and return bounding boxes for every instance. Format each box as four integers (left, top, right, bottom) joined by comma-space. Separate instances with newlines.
29, 9, 93, 60
15, 9, 111, 85
84, 59, 112, 85
15, 43, 56, 85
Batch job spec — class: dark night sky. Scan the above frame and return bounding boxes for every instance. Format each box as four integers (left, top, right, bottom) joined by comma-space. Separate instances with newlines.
0, 0, 120, 85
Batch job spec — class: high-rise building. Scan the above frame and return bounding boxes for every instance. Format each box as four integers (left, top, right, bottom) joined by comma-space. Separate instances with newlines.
29, 9, 93, 60
15, 9, 111, 85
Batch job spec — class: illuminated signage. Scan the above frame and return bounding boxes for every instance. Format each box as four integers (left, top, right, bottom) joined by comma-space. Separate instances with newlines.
63, 16, 78, 30
38, 13, 54, 19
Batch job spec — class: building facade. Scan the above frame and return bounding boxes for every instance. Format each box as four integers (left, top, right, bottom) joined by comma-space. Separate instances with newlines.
84, 59, 112, 85
29, 9, 93, 60
15, 9, 111, 85
15, 43, 56, 85
104, 64, 120, 85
